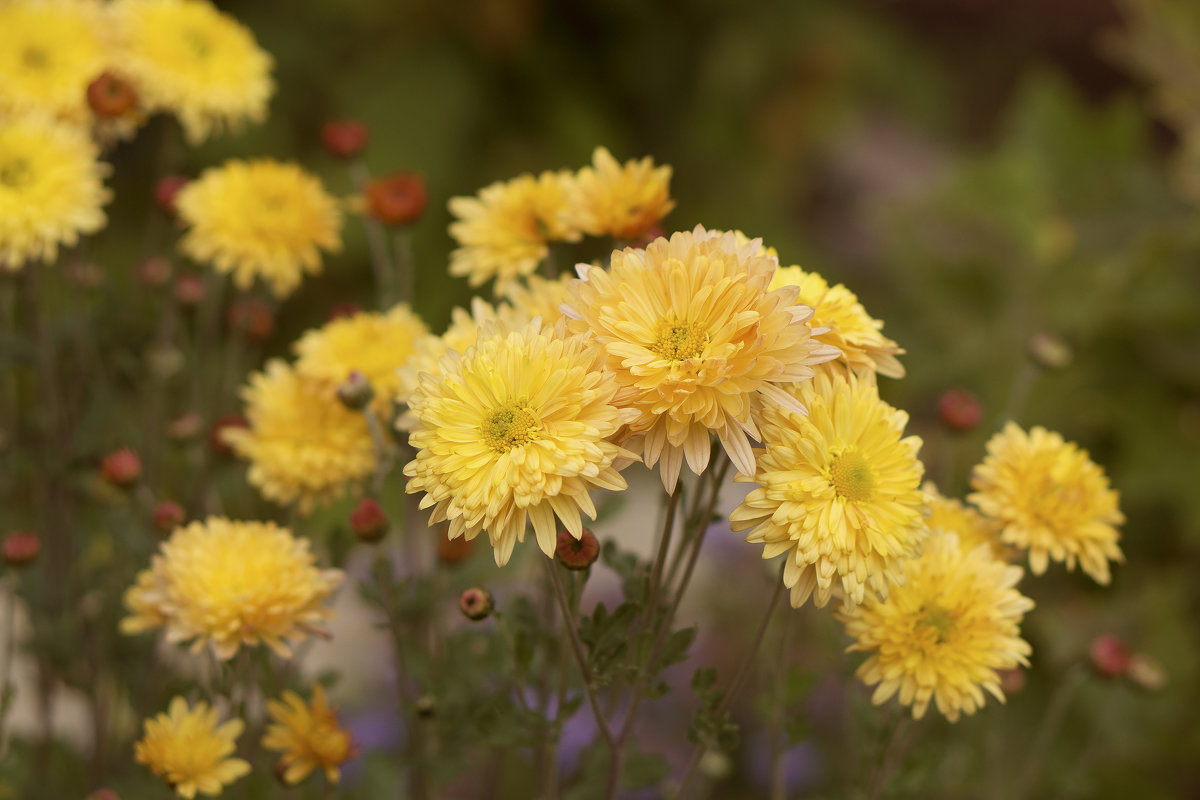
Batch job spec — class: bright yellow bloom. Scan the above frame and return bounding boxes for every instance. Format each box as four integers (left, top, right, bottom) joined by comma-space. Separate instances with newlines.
969, 422, 1124, 584
177, 159, 343, 298
263, 685, 354, 785
924, 482, 1010, 561
771, 265, 905, 378
111, 0, 272, 143
837, 532, 1035, 722
729, 371, 928, 610
223, 360, 376, 512
295, 303, 428, 417
448, 170, 582, 292
135, 697, 250, 798
501, 271, 575, 325
0, 0, 113, 121
0, 114, 111, 270
565, 226, 839, 491
572, 146, 674, 240
405, 319, 637, 566
121, 517, 343, 660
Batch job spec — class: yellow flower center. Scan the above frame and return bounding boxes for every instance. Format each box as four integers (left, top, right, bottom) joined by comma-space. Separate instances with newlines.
0, 158, 32, 190
182, 28, 214, 59
482, 400, 541, 453
829, 449, 875, 502
650, 317, 707, 361
917, 605, 956, 643
21, 47, 49, 70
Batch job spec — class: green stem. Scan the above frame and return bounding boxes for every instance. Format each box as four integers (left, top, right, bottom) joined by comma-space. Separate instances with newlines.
348, 162, 395, 308
0, 577, 18, 758
1014, 665, 1086, 800
393, 229, 414, 307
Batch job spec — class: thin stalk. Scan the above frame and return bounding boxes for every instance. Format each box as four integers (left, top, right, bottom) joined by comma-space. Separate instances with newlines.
362, 408, 393, 496
865, 714, 913, 800
544, 246, 559, 279
0, 579, 17, 757
393, 229, 414, 306
348, 162, 395, 308
1014, 665, 1086, 800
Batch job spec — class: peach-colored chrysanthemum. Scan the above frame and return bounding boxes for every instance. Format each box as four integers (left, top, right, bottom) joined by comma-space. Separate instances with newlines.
135, 697, 250, 798
572, 146, 674, 240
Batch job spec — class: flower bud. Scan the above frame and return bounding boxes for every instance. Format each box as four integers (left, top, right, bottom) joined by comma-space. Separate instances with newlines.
155, 174, 190, 216
321, 119, 369, 159
210, 414, 248, 455
998, 667, 1025, 695
1127, 653, 1168, 691
227, 298, 275, 342
327, 302, 361, 321
937, 389, 982, 432
458, 587, 494, 621
415, 694, 436, 718
365, 172, 427, 226
437, 526, 473, 566
1028, 332, 1072, 370
166, 411, 203, 442
1089, 634, 1131, 678
137, 256, 172, 288
86, 72, 138, 118
101, 448, 142, 487
152, 502, 185, 534
173, 273, 206, 306
2, 531, 40, 567
350, 497, 388, 543
337, 371, 375, 411
555, 527, 599, 571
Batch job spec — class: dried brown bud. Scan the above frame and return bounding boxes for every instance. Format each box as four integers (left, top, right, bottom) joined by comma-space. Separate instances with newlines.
937, 389, 982, 432
101, 448, 142, 487
555, 527, 599, 571
321, 119, 369, 159
458, 587, 494, 621
337, 371, 375, 411
152, 502, 185, 534
86, 72, 138, 118
350, 497, 388, 543
365, 172, 427, 226
2, 531, 40, 567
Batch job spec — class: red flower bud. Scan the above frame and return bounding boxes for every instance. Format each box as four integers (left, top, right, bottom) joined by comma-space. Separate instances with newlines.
458, 587, 494, 621
173, 273, 206, 306
210, 414, 249, 455
327, 302, 361, 321
555, 528, 599, 570
365, 172, 427, 226
155, 174, 190, 216
937, 389, 982, 432
321, 119, 369, 159
350, 498, 388, 543
1089, 634, 1132, 678
227, 298, 275, 342
152, 502, 185, 534
101, 448, 142, 487
137, 256, 172, 288
2, 531, 40, 567
86, 72, 138, 118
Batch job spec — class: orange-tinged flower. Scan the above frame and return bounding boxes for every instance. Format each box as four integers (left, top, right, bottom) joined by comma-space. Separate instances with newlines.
262, 686, 354, 785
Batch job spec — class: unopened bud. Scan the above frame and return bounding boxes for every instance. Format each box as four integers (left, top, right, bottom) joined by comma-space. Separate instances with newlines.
155, 175, 189, 216
166, 411, 203, 442
101, 448, 142, 487
415, 694, 436, 718
998, 667, 1025, 695
210, 414, 248, 455
555, 528, 599, 571
350, 497, 388, 542
321, 119, 369, 159
227, 298, 275, 342
437, 526, 473, 566
1089, 634, 1132, 678
153, 502, 185, 534
66, 261, 104, 289
2, 531, 40, 567
458, 586, 494, 621
337, 371, 375, 411
137, 256, 172, 288
365, 172, 427, 226
86, 72, 138, 118
173, 273, 206, 306
327, 302, 361, 321
1126, 653, 1168, 691
937, 389, 982, 432
1028, 332, 1072, 370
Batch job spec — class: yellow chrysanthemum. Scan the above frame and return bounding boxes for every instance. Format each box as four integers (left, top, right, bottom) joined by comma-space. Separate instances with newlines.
177, 159, 342, 298
501, 271, 574, 325
837, 532, 1035, 722
771, 265, 905, 379
729, 371, 928, 610
404, 319, 637, 566
263, 686, 354, 785
572, 146, 674, 240
120, 517, 343, 660
924, 482, 1010, 561
223, 360, 376, 512
0, 114, 111, 270
565, 226, 839, 491
294, 303, 428, 418
111, 0, 272, 143
968, 422, 1125, 584
0, 0, 112, 121
135, 697, 250, 798
448, 170, 582, 292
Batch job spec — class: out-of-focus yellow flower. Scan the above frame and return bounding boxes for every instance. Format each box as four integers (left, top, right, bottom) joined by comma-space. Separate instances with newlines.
111, 0, 273, 143
0, 114, 111, 270
501, 271, 574, 325
405, 319, 637, 566
572, 146, 674, 240
176, 159, 343, 298
448, 170, 582, 292
0, 0, 113, 122
222, 360, 376, 511
121, 517, 343, 660
969, 422, 1124, 584
565, 226, 839, 492
294, 304, 428, 417
262, 685, 354, 785
837, 532, 1035, 722
924, 482, 1010, 561
730, 371, 927, 610
771, 265, 905, 378
134, 697, 250, 798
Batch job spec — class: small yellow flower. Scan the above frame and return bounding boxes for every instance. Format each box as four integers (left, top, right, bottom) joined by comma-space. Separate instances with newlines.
924, 482, 1010, 561
177, 159, 343, 298
111, 0, 273, 143
223, 360, 376, 512
448, 170, 582, 292
134, 696, 251, 798
729, 371, 927, 610
121, 517, 343, 660
572, 146, 674, 240
263, 685, 355, 785
405, 319, 637, 566
500, 271, 575, 325
771, 265, 905, 378
0, 114, 111, 270
969, 422, 1125, 584
837, 532, 1035, 722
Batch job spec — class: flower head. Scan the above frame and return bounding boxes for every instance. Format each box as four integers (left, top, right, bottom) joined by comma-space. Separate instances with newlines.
501, 272, 575, 325
262, 686, 354, 785
120, 517, 343, 659
924, 482, 1009, 561
111, 0, 273, 143
572, 146, 674, 240
134, 697, 250, 798
404, 319, 637, 566
0, 114, 111, 270
222, 360, 376, 512
448, 170, 582, 292
177, 159, 343, 298
770, 265, 904, 379
837, 532, 1035, 722
729, 371, 927, 610
968, 422, 1124, 584
565, 226, 839, 491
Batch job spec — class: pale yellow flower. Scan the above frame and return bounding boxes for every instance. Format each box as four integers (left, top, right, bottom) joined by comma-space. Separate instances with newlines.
572, 146, 674, 240
135, 697, 250, 798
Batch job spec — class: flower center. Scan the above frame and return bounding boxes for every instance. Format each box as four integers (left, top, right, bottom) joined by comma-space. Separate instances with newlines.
21, 47, 49, 70
829, 449, 875, 502
481, 400, 541, 453
649, 317, 707, 361
917, 605, 956, 643
182, 28, 214, 59
0, 158, 32, 190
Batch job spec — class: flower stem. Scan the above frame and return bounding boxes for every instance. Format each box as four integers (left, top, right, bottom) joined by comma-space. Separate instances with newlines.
0, 577, 18, 758
1014, 665, 1086, 800
348, 162, 395, 308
